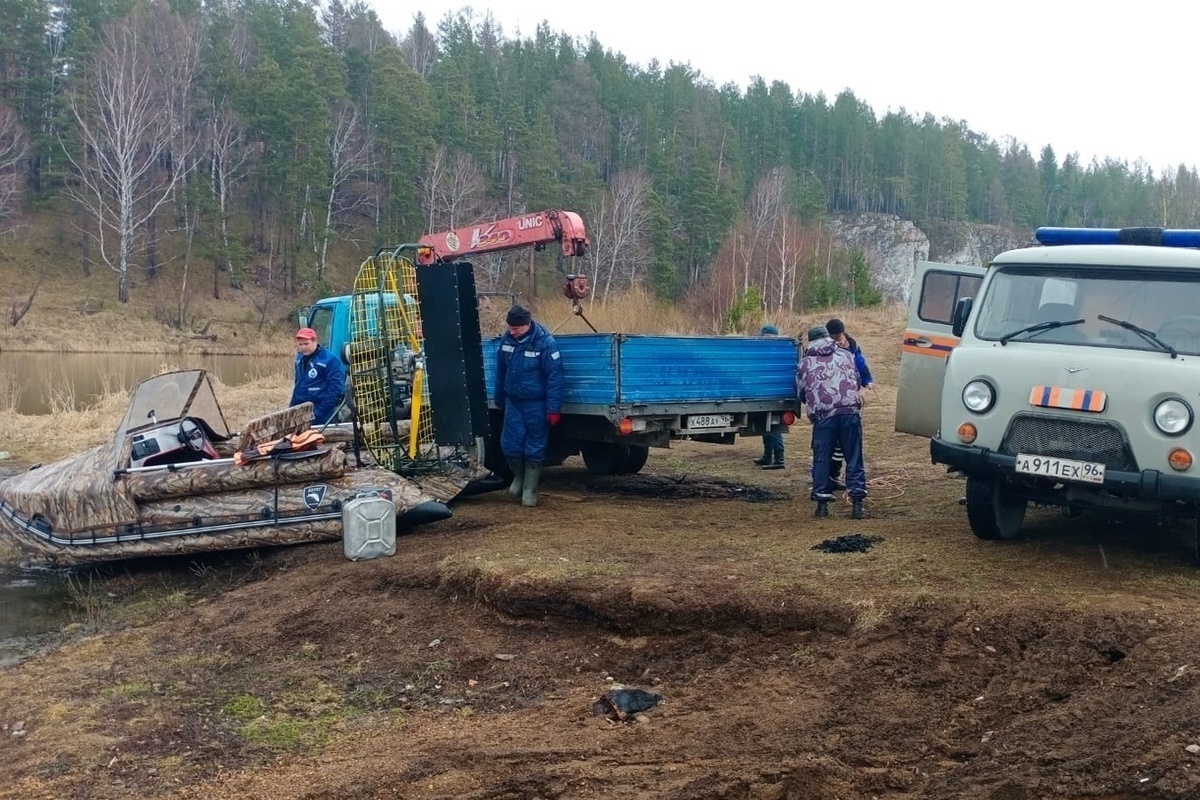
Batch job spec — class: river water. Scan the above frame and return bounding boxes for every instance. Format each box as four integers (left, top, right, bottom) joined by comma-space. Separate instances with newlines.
0, 351, 284, 658
0, 351, 284, 415
0, 567, 73, 667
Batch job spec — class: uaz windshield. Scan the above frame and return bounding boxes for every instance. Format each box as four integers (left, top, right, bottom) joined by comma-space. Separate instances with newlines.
974, 266, 1200, 355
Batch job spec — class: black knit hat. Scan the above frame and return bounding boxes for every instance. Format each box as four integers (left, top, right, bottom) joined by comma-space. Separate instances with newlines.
806, 325, 829, 343
825, 318, 846, 336
506, 305, 532, 326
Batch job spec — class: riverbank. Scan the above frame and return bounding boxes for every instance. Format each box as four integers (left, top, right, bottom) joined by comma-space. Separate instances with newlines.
4, 308, 1200, 799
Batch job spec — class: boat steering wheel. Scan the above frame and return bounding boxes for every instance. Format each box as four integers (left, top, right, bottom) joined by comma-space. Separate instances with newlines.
178, 419, 209, 454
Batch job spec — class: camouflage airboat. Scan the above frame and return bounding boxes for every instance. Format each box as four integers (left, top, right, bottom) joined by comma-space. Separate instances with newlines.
0, 369, 490, 566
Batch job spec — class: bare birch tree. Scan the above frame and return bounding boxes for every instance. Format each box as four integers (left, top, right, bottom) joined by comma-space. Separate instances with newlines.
0, 104, 28, 232
207, 102, 255, 296
400, 12, 439, 77
743, 169, 787, 294
63, 7, 202, 303
420, 144, 486, 232
317, 102, 369, 279
587, 169, 652, 303
766, 213, 809, 312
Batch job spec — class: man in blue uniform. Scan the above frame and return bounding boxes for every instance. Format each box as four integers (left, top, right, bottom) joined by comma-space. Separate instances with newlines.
495, 305, 564, 507
290, 327, 346, 426
753, 324, 787, 469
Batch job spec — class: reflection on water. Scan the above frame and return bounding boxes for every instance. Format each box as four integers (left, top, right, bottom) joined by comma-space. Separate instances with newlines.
0, 567, 72, 667
0, 352, 283, 415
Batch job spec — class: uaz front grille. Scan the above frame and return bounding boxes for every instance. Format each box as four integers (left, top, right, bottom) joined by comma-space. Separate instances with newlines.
998, 412, 1137, 472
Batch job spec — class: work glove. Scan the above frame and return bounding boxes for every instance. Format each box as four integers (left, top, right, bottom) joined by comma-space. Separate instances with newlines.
547, 412, 561, 426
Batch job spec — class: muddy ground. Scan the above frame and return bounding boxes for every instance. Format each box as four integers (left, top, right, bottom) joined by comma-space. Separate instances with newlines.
5, 326, 1200, 799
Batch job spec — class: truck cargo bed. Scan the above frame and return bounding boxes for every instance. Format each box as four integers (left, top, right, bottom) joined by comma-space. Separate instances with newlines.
483, 333, 797, 407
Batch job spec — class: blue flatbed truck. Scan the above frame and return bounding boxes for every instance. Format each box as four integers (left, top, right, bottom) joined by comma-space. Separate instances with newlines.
306, 293, 800, 476
481, 332, 800, 474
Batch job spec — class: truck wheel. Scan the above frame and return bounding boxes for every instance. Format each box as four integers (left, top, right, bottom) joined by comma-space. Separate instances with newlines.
582, 443, 649, 475
617, 445, 650, 475
965, 476, 1026, 540
581, 442, 620, 475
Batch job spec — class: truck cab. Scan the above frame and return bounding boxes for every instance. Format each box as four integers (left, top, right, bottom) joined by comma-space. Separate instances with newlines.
897, 228, 1200, 558
302, 293, 418, 364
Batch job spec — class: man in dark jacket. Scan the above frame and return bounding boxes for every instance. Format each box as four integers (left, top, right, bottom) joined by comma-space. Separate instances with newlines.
495, 305, 565, 507
753, 324, 787, 469
290, 327, 346, 426
797, 325, 868, 519
823, 318, 875, 491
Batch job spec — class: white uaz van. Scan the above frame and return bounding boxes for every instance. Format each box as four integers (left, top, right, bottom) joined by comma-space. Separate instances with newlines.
897, 227, 1200, 557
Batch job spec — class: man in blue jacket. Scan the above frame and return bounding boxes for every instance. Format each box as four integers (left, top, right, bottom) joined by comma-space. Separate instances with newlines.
290, 327, 346, 426
753, 324, 787, 469
495, 305, 564, 507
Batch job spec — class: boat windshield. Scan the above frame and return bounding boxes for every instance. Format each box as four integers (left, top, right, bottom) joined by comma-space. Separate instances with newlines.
974, 266, 1200, 354
113, 370, 230, 446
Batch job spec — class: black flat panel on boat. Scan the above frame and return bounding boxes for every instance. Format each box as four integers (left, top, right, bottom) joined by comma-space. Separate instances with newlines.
416, 262, 489, 447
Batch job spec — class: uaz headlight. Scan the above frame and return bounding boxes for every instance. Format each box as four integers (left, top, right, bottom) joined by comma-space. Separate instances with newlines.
961, 380, 995, 413
1154, 398, 1192, 435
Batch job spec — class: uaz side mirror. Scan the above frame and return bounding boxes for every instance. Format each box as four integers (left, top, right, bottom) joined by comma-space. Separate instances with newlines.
952, 297, 974, 338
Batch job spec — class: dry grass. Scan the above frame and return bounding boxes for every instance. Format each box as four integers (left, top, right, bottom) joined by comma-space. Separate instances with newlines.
0, 366, 291, 466
487, 287, 905, 340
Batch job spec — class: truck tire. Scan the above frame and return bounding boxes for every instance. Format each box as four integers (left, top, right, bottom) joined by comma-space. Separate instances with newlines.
582, 443, 649, 476
965, 476, 1026, 541
618, 445, 650, 475
581, 442, 621, 475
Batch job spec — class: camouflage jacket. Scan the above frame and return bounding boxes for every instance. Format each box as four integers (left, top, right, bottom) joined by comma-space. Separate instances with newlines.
797, 337, 862, 422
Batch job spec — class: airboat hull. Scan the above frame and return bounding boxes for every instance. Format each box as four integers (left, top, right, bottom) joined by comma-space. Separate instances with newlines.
0, 371, 464, 568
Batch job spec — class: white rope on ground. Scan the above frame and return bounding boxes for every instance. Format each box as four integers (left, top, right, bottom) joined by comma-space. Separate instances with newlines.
830, 468, 910, 506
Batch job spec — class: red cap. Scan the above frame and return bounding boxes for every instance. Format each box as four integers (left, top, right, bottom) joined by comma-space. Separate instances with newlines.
295, 327, 318, 341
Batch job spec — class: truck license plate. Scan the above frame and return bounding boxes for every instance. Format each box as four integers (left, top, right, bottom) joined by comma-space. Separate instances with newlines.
1015, 453, 1105, 484
688, 414, 732, 429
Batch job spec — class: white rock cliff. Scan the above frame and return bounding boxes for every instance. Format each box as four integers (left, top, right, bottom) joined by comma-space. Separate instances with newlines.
825, 212, 1032, 303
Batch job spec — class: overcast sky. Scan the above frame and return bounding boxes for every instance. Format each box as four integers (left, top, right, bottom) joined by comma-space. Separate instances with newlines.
372, 0, 1197, 174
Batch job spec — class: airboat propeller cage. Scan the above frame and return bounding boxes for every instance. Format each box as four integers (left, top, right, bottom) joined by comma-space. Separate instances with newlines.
347, 253, 490, 474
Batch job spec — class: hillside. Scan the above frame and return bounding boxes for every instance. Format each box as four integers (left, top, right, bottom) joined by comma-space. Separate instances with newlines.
0, 205, 342, 355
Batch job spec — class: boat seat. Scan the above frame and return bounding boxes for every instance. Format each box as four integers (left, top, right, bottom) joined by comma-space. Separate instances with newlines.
236, 403, 315, 452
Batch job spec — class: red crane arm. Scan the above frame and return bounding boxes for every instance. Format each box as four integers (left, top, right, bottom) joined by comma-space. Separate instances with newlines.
416, 210, 589, 265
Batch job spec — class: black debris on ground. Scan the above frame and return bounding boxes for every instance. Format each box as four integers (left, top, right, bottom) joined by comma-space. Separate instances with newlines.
585, 474, 787, 503
591, 688, 663, 721
812, 534, 884, 554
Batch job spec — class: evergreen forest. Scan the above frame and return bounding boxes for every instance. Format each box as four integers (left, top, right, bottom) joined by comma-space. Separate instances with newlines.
1, 0, 1197, 318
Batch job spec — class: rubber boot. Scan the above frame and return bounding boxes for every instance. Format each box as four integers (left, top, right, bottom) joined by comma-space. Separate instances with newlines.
851, 498, 866, 520
507, 457, 525, 498
521, 462, 543, 507
753, 452, 772, 467
815, 501, 829, 518
763, 448, 785, 470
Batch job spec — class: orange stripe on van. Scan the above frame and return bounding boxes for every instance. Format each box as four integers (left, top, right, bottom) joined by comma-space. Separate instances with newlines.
901, 330, 960, 358
1029, 385, 1107, 412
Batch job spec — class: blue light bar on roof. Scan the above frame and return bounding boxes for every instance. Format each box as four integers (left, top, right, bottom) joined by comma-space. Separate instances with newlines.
1035, 227, 1200, 248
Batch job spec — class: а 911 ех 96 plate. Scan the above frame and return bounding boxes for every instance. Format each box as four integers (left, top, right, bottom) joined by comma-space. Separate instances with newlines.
1015, 453, 1105, 484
